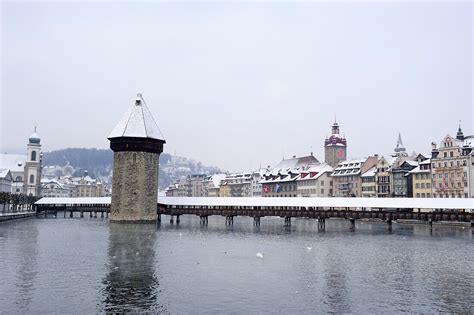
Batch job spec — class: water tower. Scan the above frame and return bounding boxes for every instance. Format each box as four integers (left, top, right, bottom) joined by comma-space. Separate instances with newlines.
108, 94, 165, 222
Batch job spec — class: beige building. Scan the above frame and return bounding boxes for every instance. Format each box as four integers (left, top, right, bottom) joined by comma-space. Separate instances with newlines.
361, 166, 376, 198
431, 125, 473, 198
296, 164, 333, 197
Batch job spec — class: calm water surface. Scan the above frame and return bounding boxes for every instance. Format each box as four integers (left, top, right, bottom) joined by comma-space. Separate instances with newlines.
0, 215, 473, 314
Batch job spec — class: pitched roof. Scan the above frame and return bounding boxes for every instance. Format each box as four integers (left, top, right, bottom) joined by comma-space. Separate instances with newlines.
273, 154, 319, 170
0, 154, 27, 173
108, 94, 165, 141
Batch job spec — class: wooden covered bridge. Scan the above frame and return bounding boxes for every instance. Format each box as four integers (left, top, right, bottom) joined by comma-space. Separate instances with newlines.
35, 196, 473, 229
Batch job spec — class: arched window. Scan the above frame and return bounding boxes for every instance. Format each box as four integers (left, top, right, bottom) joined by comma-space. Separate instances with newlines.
15, 176, 22, 182
31, 151, 37, 161
30, 174, 35, 184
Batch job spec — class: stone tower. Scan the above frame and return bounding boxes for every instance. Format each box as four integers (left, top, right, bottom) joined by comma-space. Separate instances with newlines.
324, 119, 347, 168
108, 94, 165, 222
24, 127, 42, 196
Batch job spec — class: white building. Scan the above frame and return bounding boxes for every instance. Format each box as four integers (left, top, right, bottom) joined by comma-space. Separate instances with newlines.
296, 164, 333, 197
0, 129, 42, 196
0, 169, 13, 193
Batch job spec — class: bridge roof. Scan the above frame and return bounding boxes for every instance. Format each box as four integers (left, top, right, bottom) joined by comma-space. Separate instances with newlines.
35, 196, 474, 210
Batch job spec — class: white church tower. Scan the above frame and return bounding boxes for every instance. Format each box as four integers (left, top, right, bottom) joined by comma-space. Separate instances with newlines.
24, 127, 42, 196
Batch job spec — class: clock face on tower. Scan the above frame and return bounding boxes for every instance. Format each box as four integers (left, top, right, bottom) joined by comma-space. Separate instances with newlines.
337, 149, 344, 157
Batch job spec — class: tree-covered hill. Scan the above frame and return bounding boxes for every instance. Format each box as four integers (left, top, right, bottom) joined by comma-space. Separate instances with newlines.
42, 148, 222, 190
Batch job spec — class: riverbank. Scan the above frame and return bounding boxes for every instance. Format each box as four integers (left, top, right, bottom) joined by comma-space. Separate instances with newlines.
0, 211, 36, 222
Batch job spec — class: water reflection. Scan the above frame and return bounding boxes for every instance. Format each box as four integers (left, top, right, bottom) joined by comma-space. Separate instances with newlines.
14, 221, 39, 312
101, 223, 163, 313
322, 248, 351, 313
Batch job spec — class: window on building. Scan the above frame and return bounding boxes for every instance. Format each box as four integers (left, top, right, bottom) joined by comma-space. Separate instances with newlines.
444, 162, 447, 167
443, 152, 447, 158
29, 174, 34, 184
427, 193, 431, 198
416, 193, 420, 198
450, 151, 453, 157
421, 193, 425, 198
31, 151, 36, 161
463, 160, 467, 166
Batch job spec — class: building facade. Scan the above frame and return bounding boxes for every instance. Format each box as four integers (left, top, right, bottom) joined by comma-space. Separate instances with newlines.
361, 166, 376, 198
409, 159, 432, 198
331, 156, 377, 197
296, 164, 333, 197
430, 127, 473, 198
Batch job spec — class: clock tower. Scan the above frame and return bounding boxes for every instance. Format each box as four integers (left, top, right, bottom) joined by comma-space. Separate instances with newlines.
324, 119, 347, 167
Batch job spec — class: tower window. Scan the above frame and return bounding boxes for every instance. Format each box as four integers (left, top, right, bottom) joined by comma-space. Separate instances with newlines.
31, 151, 37, 161
30, 174, 35, 184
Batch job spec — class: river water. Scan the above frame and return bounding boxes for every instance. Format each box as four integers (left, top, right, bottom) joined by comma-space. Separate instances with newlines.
0, 215, 473, 314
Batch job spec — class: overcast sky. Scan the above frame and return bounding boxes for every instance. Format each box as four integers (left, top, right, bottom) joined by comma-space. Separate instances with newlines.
1, 1, 472, 172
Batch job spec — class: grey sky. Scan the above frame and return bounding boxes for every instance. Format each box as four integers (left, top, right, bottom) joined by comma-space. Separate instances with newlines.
1, 1, 472, 172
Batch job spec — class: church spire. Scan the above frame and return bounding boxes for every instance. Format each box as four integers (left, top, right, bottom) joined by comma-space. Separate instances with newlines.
394, 132, 406, 154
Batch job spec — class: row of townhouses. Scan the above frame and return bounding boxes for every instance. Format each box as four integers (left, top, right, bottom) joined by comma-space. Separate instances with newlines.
166, 122, 474, 199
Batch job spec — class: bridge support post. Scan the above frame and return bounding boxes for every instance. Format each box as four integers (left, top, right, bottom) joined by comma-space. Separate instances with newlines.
349, 218, 355, 231
64, 210, 66, 218
101, 211, 104, 218
170, 215, 174, 224
225, 216, 234, 226
176, 215, 180, 224
94, 212, 97, 218
90, 211, 92, 218
157, 214, 161, 223
69, 211, 73, 218
106, 212, 109, 218
318, 217, 326, 231
253, 216, 261, 226
200, 215, 208, 225
80, 211, 84, 218
284, 216, 291, 226
387, 219, 392, 231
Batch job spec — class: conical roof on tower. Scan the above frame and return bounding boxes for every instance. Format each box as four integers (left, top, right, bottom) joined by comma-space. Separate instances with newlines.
108, 93, 165, 142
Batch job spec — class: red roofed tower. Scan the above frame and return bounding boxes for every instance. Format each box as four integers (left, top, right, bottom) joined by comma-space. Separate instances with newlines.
324, 119, 347, 168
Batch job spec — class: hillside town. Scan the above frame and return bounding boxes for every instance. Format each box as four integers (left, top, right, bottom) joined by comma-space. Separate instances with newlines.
0, 120, 473, 204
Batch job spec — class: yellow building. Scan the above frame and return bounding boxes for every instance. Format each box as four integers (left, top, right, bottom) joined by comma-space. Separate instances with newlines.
409, 159, 431, 198
219, 181, 231, 197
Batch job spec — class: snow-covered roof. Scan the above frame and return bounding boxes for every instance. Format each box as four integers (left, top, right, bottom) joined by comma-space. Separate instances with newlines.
297, 163, 333, 181
211, 174, 227, 188
272, 155, 319, 171
35, 196, 474, 210
408, 165, 430, 174
159, 197, 474, 210
0, 154, 27, 173
108, 94, 165, 141
361, 166, 376, 178
0, 168, 12, 180
419, 159, 431, 165
36, 197, 111, 205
